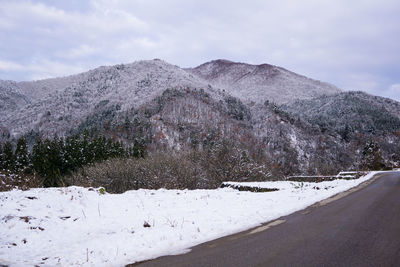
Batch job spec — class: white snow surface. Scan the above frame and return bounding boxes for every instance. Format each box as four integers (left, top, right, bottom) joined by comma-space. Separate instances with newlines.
0, 172, 380, 266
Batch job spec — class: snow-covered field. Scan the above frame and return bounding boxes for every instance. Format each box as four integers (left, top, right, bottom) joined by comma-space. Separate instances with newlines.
0, 172, 379, 266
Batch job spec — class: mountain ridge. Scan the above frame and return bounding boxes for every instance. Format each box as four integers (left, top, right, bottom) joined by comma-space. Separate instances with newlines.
0, 58, 340, 137
187, 59, 341, 104
1, 58, 399, 175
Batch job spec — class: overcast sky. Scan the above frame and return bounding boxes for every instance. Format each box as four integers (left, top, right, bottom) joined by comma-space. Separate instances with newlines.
0, 0, 399, 101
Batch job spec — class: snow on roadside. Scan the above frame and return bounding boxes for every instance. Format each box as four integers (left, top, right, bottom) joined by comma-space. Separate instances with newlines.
0, 171, 380, 266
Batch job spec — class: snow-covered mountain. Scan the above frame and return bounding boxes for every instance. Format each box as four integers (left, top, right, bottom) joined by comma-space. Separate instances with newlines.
283, 91, 400, 135
0, 59, 339, 138
0, 80, 30, 114
1, 59, 399, 175
187, 59, 340, 104
0, 59, 224, 137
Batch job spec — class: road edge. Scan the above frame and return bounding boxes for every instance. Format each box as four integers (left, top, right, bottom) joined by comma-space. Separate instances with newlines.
128, 171, 387, 266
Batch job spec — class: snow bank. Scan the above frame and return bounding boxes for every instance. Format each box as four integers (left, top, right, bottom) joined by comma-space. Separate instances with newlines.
0, 172, 380, 266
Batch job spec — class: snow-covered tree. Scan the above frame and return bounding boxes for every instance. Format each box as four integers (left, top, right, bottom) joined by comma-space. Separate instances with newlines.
14, 137, 29, 171
361, 140, 385, 170
2, 142, 14, 171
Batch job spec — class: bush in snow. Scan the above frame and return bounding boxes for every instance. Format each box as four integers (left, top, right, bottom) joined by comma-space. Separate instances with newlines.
67, 139, 272, 192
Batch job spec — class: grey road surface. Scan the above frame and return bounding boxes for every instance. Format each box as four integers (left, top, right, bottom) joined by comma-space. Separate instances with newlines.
131, 172, 400, 267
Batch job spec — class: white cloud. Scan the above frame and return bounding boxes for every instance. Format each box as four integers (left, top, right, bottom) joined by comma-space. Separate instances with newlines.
25, 59, 87, 80
0, 58, 85, 80
388, 84, 400, 92
342, 73, 381, 93
0, 60, 25, 71
386, 84, 400, 101
61, 45, 100, 59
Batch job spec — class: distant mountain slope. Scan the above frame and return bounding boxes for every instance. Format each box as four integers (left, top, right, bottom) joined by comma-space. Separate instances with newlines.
187, 59, 341, 104
0, 80, 30, 113
15, 59, 217, 103
1, 59, 342, 138
70, 88, 342, 176
1, 60, 223, 137
282, 91, 400, 136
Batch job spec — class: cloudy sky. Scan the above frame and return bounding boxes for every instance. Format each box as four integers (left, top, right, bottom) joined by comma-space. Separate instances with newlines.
0, 0, 399, 101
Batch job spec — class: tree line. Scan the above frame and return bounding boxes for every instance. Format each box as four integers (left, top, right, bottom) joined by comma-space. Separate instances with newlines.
0, 132, 145, 187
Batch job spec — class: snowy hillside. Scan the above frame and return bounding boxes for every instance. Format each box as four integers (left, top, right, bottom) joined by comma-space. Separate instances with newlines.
0, 80, 30, 114
1, 59, 399, 175
187, 59, 341, 104
1, 60, 222, 138
1, 59, 342, 139
283, 91, 400, 135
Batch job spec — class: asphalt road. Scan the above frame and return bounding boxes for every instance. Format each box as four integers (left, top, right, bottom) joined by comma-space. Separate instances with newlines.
131, 172, 400, 267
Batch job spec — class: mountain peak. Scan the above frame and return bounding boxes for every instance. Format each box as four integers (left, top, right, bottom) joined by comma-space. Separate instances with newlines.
205, 59, 236, 65
199, 59, 275, 68
188, 59, 340, 104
